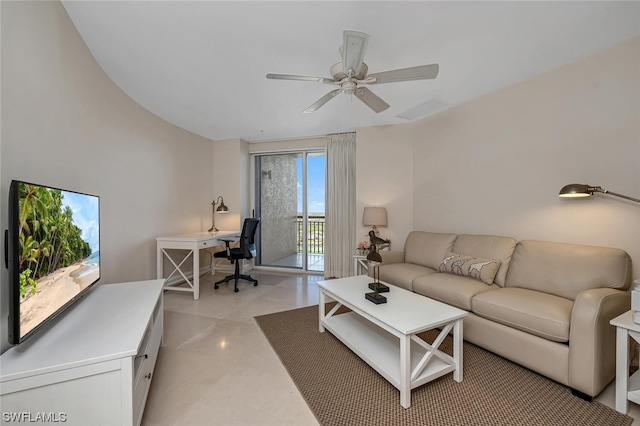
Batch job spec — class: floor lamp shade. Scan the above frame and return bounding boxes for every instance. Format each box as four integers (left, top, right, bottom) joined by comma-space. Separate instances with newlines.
559, 184, 640, 204
559, 184, 599, 198
362, 207, 387, 231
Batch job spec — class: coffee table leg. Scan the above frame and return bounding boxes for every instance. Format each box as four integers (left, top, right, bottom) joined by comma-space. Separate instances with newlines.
453, 318, 463, 382
318, 289, 325, 332
400, 334, 411, 408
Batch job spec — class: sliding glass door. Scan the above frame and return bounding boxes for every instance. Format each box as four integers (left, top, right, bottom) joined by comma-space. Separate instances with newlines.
254, 151, 325, 272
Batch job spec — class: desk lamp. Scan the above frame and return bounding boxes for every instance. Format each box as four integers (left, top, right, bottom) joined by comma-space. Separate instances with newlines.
208, 196, 229, 232
559, 184, 640, 204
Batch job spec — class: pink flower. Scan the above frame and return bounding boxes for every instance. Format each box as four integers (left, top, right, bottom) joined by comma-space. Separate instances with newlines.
357, 241, 370, 250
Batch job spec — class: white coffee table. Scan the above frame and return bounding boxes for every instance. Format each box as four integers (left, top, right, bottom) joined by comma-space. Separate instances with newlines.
318, 275, 468, 408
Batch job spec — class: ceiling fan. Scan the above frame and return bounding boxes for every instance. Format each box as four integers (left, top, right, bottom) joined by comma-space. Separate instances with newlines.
266, 30, 439, 114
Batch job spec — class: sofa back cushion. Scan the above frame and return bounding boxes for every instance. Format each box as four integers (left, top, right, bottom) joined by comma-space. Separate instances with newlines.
505, 240, 632, 300
452, 234, 517, 286
404, 231, 457, 270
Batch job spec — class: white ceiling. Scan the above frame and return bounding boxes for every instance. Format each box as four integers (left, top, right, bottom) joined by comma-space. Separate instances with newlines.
61, 1, 640, 143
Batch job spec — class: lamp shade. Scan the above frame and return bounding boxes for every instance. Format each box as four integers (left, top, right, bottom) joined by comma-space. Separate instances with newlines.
559, 184, 596, 198
362, 207, 387, 227
216, 198, 229, 213
559, 183, 640, 204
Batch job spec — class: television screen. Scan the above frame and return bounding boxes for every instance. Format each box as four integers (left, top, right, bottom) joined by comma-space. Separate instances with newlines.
7, 180, 100, 344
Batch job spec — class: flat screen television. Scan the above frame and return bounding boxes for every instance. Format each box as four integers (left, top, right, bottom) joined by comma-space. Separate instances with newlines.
6, 180, 100, 344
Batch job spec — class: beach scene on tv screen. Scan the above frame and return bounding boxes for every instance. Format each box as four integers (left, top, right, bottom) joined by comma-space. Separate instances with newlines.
18, 184, 100, 338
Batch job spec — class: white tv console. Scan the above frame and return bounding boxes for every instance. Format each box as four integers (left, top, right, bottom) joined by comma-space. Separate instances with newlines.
0, 279, 164, 426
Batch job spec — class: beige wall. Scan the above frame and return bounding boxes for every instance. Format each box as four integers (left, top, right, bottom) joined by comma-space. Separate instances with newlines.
408, 36, 640, 277
212, 138, 250, 231
355, 125, 414, 250
0, 1, 216, 351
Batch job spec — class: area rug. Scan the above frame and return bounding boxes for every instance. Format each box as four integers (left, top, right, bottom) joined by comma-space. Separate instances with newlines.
255, 305, 632, 426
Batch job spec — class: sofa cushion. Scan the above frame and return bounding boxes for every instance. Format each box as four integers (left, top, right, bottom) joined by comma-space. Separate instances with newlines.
413, 273, 499, 310
471, 288, 573, 342
452, 234, 517, 287
404, 231, 457, 270
505, 240, 632, 300
377, 263, 436, 291
438, 252, 501, 285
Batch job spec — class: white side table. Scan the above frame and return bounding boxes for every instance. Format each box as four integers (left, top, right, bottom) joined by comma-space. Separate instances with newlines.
353, 254, 368, 275
610, 310, 640, 413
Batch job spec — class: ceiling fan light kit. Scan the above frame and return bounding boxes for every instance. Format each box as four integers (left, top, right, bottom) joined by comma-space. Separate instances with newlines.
266, 30, 440, 114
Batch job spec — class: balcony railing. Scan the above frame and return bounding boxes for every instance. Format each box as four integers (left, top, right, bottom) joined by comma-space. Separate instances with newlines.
296, 215, 325, 254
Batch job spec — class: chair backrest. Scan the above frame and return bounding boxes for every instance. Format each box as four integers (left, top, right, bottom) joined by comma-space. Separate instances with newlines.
240, 218, 260, 259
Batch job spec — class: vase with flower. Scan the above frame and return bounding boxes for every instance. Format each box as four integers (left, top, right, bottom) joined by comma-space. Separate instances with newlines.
357, 241, 370, 255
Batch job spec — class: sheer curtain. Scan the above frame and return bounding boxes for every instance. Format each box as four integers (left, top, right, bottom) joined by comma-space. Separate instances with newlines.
325, 132, 356, 278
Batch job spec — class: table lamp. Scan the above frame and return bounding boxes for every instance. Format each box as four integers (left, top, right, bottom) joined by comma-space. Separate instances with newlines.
362, 207, 387, 233
208, 196, 229, 232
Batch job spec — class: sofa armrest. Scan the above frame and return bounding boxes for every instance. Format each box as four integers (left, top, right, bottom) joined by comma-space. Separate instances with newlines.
380, 250, 405, 265
568, 287, 630, 396
366, 251, 406, 278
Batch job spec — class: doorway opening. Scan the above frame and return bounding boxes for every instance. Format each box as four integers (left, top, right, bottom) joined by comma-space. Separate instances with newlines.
254, 151, 325, 272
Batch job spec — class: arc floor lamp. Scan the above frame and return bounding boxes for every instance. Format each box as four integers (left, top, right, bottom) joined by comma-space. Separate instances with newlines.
559, 184, 640, 204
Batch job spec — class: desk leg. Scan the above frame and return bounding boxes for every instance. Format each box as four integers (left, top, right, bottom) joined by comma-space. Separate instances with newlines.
157, 247, 163, 280
193, 243, 200, 300
616, 327, 629, 413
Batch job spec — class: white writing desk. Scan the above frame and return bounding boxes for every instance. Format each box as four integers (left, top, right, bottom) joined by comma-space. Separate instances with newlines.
156, 230, 239, 300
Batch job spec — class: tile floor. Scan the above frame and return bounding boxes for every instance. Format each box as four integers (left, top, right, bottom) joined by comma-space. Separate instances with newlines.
142, 271, 640, 425
261, 253, 324, 272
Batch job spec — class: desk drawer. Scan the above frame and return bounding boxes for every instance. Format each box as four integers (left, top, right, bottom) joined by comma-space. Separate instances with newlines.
198, 240, 216, 249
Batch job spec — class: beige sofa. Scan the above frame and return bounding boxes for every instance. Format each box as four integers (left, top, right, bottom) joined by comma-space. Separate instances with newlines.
375, 231, 632, 398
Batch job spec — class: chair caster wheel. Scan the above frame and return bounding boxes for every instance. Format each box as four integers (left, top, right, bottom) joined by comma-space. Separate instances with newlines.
234, 288, 239, 293
214, 285, 219, 290
254, 282, 258, 286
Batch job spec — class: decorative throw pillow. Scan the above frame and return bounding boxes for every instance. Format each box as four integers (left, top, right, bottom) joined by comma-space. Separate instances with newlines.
438, 252, 501, 285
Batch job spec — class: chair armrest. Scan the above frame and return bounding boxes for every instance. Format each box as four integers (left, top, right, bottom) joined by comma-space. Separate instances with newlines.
218, 239, 235, 257
568, 287, 630, 396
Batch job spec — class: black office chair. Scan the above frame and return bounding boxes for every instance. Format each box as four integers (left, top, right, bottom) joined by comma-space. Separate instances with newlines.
213, 218, 260, 293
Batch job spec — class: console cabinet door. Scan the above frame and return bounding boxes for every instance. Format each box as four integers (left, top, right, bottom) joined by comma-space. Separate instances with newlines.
1, 361, 126, 425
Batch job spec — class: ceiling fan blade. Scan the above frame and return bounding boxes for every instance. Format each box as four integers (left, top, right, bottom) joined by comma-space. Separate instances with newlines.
342, 30, 370, 76
354, 87, 390, 113
304, 89, 342, 113
367, 64, 439, 84
266, 73, 336, 84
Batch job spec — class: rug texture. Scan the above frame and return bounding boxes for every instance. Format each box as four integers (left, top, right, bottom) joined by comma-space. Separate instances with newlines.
255, 304, 632, 426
